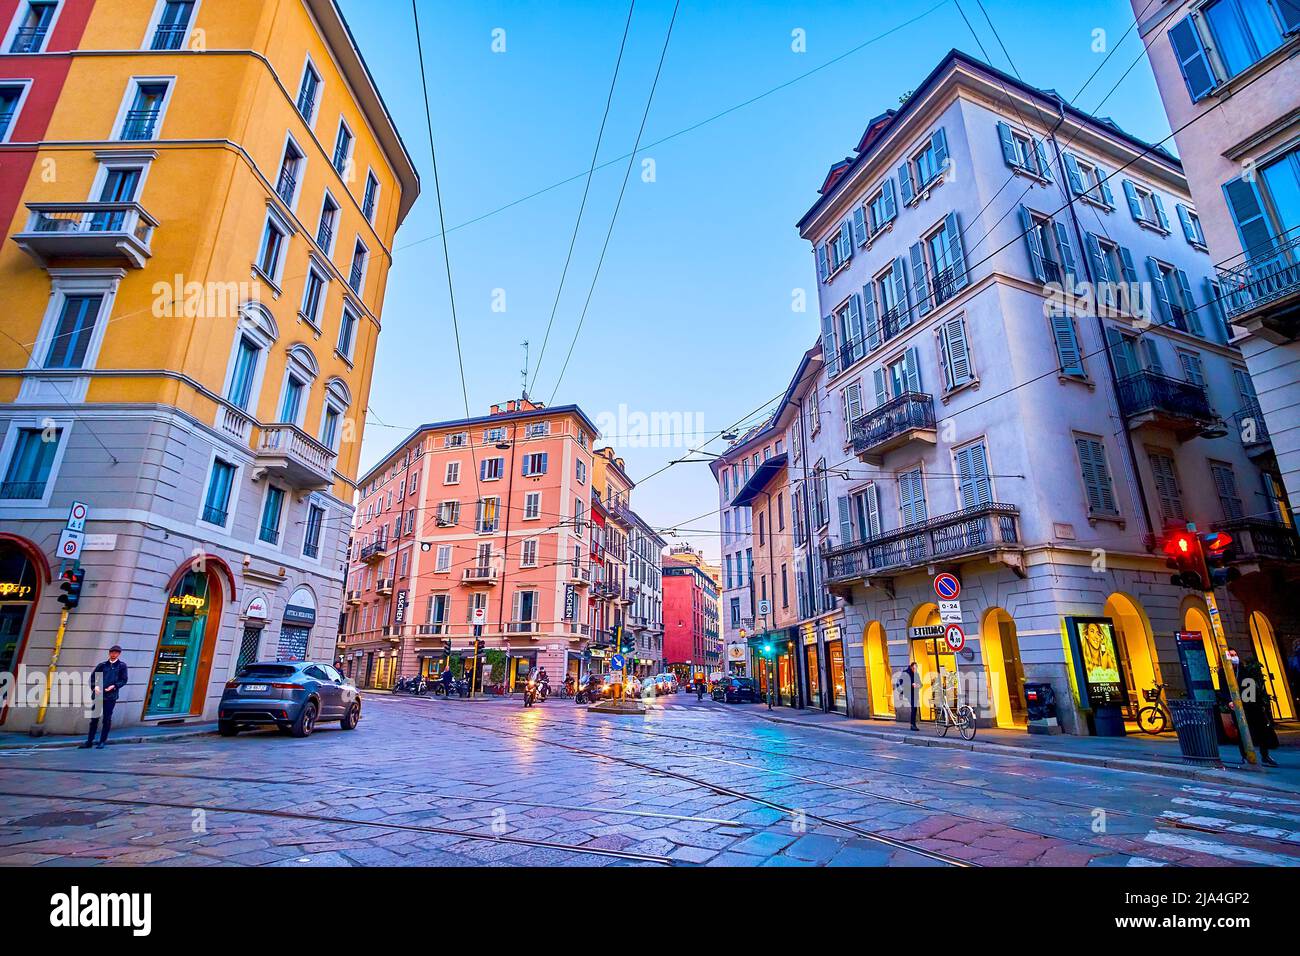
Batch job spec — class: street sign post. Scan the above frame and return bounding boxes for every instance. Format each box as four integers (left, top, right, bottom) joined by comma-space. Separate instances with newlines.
66, 501, 89, 533
934, 573, 960, 600
610, 653, 625, 672
944, 624, 966, 653
57, 529, 84, 562
938, 599, 962, 624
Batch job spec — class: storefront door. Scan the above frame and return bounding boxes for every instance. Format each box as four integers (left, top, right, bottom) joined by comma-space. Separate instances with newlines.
805, 643, 821, 710
911, 638, 957, 722
827, 640, 847, 712
146, 571, 218, 718
0, 542, 40, 724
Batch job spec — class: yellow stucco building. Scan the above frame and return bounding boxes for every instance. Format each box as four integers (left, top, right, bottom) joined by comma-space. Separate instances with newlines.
0, 0, 418, 733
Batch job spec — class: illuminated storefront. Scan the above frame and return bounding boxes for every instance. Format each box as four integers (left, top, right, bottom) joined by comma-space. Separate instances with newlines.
145, 570, 222, 718
0, 538, 44, 725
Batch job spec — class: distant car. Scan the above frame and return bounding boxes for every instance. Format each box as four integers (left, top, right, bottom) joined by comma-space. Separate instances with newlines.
659, 673, 680, 693
713, 677, 761, 704
219, 661, 361, 738
653, 675, 673, 696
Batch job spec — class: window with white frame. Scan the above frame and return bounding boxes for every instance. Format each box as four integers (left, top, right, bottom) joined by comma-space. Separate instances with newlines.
300, 260, 329, 329
480, 457, 504, 481
40, 292, 107, 370
296, 57, 322, 125
336, 304, 358, 363
363, 170, 380, 222
476, 497, 500, 534
116, 78, 171, 141
200, 456, 237, 528
435, 544, 452, 572
1176, 203, 1208, 249
445, 431, 468, 448
524, 492, 541, 520
7, 2, 59, 54
444, 461, 461, 484
255, 209, 290, 286
1122, 180, 1171, 232
277, 345, 316, 426
520, 539, 538, 568
276, 137, 305, 209
319, 379, 350, 452
147, 1, 195, 51
258, 485, 286, 545
525, 420, 550, 438
348, 238, 368, 294
0, 82, 32, 142
521, 452, 547, 477
575, 459, 586, 484
0, 422, 65, 501
302, 500, 325, 558
317, 192, 339, 254
332, 119, 353, 175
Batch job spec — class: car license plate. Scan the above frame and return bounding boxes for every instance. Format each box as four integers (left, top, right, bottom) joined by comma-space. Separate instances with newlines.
242, 683, 268, 692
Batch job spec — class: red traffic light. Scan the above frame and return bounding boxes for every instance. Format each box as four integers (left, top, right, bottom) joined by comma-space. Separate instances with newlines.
1162, 531, 1196, 557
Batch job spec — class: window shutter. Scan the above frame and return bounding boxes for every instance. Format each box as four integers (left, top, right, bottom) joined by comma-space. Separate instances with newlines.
1085, 233, 1113, 306
1097, 168, 1115, 208
817, 243, 829, 282
881, 177, 898, 223
512, 590, 521, 623
839, 220, 853, 261
1176, 203, 1196, 244
1204, 277, 1229, 342
898, 161, 915, 206
1142, 337, 1165, 374
944, 211, 969, 290
1050, 313, 1085, 376
1149, 453, 1184, 521
1118, 245, 1139, 285
956, 442, 991, 509
1063, 153, 1085, 195
853, 206, 868, 246
940, 316, 972, 388
873, 367, 887, 407
1020, 206, 1047, 283
1053, 220, 1077, 286
837, 496, 854, 546
846, 293, 864, 360
865, 484, 882, 538
1107, 327, 1138, 379
821, 314, 839, 377
892, 256, 911, 319
903, 347, 922, 394
1033, 139, 1053, 182
1273, 0, 1300, 33
1145, 258, 1174, 325
1122, 179, 1142, 221
1168, 16, 1217, 102
1151, 193, 1170, 231
996, 121, 1017, 168
863, 285, 881, 351
931, 127, 949, 175
1222, 176, 1275, 257
909, 241, 931, 316
1176, 270, 1203, 335
1076, 438, 1117, 515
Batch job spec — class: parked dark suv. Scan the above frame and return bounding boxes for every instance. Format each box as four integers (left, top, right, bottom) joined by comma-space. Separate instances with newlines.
712, 676, 761, 704
219, 661, 361, 738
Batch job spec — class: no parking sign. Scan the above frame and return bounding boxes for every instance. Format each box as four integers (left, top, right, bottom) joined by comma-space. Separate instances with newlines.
933, 573, 960, 600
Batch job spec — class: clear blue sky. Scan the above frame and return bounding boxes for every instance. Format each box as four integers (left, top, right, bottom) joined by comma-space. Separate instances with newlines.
340, 0, 1171, 560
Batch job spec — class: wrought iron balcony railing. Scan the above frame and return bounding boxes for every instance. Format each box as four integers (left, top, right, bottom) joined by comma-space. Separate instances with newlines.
851, 392, 936, 460
1217, 225, 1300, 325
824, 503, 1021, 582
10, 27, 49, 54
1115, 370, 1214, 427
1209, 517, 1300, 563
276, 168, 298, 205
359, 538, 388, 563
121, 109, 162, 141
151, 24, 189, 50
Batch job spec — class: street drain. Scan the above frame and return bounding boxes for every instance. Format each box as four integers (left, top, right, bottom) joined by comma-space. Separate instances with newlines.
8, 810, 114, 827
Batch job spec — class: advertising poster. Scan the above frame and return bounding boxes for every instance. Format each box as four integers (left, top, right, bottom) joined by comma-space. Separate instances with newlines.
1065, 616, 1125, 707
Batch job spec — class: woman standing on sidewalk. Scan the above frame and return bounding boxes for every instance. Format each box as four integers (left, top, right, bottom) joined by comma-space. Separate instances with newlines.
1240, 659, 1281, 767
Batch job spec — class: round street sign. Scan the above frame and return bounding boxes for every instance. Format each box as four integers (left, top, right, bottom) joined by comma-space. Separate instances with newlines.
610, 654, 625, 671
944, 624, 966, 653
934, 573, 960, 600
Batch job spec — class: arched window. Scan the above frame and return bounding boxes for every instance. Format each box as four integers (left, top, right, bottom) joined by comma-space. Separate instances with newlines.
277, 343, 319, 428
222, 302, 279, 413
319, 377, 351, 452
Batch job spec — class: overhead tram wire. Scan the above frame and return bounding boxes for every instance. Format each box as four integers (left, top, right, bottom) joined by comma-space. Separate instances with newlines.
528, 0, 637, 395
546, 0, 682, 406
392, 1, 952, 254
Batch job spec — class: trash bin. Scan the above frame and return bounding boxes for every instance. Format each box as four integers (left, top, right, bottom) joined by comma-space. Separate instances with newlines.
1168, 699, 1223, 766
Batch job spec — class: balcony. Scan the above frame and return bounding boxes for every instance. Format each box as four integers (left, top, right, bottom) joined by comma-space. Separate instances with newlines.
346, 590, 362, 605
416, 623, 449, 636
824, 503, 1023, 587
1115, 370, 1215, 439
376, 578, 394, 595
14, 202, 157, 269
1210, 518, 1300, 566
121, 109, 162, 142
568, 564, 591, 587
461, 566, 499, 585
1232, 403, 1273, 461
506, 621, 540, 635
1217, 226, 1300, 343
150, 24, 189, 50
253, 424, 337, 489
592, 581, 619, 601
359, 539, 388, 564
851, 392, 937, 464
565, 622, 591, 637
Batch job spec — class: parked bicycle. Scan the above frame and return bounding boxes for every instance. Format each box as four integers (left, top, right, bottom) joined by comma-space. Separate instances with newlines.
1137, 683, 1171, 735
934, 674, 976, 740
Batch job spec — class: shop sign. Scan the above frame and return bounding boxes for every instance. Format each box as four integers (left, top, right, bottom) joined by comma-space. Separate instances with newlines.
563, 585, 576, 621
1064, 616, 1125, 708
168, 593, 207, 613
910, 625, 944, 640
727, 645, 747, 662
0, 581, 35, 600
284, 604, 316, 627
245, 596, 269, 620
394, 589, 409, 625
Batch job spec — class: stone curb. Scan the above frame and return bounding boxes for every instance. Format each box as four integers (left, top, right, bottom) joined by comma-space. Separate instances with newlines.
739, 708, 1300, 796
0, 725, 217, 751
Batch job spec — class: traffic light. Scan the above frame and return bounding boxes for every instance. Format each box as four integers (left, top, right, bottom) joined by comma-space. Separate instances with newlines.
442, 638, 453, 657
57, 567, 85, 610
619, 626, 634, 655
1164, 529, 1207, 590
1202, 531, 1239, 588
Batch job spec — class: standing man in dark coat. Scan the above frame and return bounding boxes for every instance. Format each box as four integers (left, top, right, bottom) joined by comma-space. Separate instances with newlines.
81, 645, 127, 749
1239, 659, 1281, 767
899, 662, 920, 731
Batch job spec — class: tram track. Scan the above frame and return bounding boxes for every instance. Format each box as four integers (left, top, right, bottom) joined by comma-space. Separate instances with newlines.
0, 787, 678, 866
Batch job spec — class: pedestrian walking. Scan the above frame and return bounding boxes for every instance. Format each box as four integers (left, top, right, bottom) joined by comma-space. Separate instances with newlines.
1239, 659, 1281, 767
440, 664, 453, 695
81, 645, 128, 750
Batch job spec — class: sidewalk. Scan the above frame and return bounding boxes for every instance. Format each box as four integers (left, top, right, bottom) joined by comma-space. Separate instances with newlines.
734, 705, 1300, 796
0, 721, 216, 751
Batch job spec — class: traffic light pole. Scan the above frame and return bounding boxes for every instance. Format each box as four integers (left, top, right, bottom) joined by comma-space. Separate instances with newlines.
30, 609, 70, 737
1203, 588, 1258, 767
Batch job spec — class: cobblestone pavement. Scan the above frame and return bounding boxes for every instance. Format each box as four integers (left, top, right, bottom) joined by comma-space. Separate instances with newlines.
1, 694, 1299, 867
